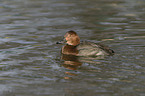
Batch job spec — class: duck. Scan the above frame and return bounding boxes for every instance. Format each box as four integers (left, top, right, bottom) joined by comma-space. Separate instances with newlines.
56, 30, 114, 56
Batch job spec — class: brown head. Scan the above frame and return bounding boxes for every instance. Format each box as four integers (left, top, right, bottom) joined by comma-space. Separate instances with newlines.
64, 30, 80, 46
56, 30, 80, 46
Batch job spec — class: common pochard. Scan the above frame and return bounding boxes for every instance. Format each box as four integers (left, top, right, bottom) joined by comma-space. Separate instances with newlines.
56, 30, 114, 56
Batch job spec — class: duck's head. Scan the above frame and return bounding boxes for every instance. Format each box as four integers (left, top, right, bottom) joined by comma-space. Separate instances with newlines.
56, 30, 80, 46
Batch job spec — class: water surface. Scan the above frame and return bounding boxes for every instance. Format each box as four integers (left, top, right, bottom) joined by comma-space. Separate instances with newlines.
0, 0, 145, 96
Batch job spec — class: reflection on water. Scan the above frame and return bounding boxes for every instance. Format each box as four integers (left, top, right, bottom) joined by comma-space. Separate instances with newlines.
61, 55, 82, 79
61, 54, 107, 79
61, 55, 82, 70
0, 0, 145, 96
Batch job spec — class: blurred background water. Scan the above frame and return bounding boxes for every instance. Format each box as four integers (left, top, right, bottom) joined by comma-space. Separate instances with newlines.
0, 0, 145, 96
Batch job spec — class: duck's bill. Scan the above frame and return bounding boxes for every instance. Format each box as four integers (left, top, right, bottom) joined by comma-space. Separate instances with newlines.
56, 41, 63, 44
56, 39, 66, 44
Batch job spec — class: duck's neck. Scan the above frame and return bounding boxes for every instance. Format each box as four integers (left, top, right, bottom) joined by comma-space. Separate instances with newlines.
67, 43, 80, 47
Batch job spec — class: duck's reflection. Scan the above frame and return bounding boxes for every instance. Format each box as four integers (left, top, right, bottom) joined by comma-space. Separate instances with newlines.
61, 54, 105, 79
61, 54, 82, 70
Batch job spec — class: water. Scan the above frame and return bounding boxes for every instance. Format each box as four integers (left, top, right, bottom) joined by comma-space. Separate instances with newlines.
0, 0, 145, 96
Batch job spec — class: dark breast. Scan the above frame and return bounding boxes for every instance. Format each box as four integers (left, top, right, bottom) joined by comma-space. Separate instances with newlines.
61, 45, 79, 55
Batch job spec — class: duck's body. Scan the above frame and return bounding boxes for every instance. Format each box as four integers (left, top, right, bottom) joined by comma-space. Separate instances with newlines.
57, 30, 114, 56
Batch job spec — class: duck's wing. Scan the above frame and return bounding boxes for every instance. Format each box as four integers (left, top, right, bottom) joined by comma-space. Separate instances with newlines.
76, 41, 101, 56
77, 41, 114, 56
77, 41, 96, 50
91, 43, 115, 55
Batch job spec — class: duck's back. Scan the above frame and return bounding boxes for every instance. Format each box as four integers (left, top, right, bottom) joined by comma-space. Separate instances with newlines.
76, 41, 114, 56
